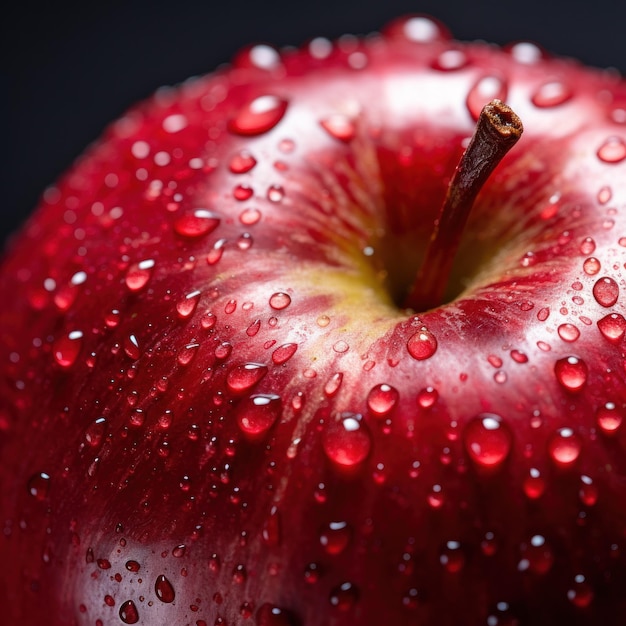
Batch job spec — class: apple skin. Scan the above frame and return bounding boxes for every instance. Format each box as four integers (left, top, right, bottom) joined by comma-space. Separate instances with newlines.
2, 14, 626, 626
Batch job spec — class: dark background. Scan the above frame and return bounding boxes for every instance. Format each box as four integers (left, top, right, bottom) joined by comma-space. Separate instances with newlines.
3, 0, 626, 248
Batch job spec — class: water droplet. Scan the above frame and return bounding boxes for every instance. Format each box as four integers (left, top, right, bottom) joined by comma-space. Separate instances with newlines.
119, 600, 139, 624
463, 414, 512, 470
324, 372, 343, 397
580, 237, 596, 255
269, 292, 291, 310
391, 15, 447, 42
531, 81, 572, 107
226, 363, 268, 393
229, 95, 289, 136
597, 136, 626, 163
596, 402, 623, 434
229, 151, 257, 174
85, 417, 107, 447
417, 386, 438, 408
262, 505, 281, 546
224, 299, 237, 314
53, 330, 83, 367
466, 75, 508, 120
554, 356, 588, 392
320, 115, 356, 142
272, 343, 298, 365
523, 467, 546, 499
154, 574, 175, 603
125, 560, 140, 572
333, 340, 349, 353
537, 307, 550, 321
508, 41, 543, 64
593, 276, 619, 307
234, 184, 254, 201
244, 44, 282, 71
176, 290, 201, 319
598, 186, 612, 204
267, 184, 285, 202
27, 472, 51, 500
519, 534, 553, 574
124, 334, 140, 360
510, 349, 528, 363
439, 540, 465, 572
255, 603, 298, 626
239, 207, 262, 225
322, 413, 371, 469
366, 383, 398, 417
329, 581, 359, 610
558, 323, 580, 342
174, 209, 220, 238
579, 475, 598, 506
567, 574, 594, 607
432, 49, 467, 71
237, 394, 281, 439
598, 313, 626, 342
407, 327, 437, 360
215, 342, 233, 360
583, 257, 601, 275
319, 521, 352, 555
207, 238, 227, 265
548, 427, 582, 466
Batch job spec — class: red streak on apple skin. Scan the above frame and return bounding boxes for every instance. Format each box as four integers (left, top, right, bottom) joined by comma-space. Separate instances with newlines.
1, 14, 626, 626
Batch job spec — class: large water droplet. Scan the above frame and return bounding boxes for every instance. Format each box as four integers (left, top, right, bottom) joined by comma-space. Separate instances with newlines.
53, 330, 83, 367
366, 383, 399, 417
229, 95, 289, 136
154, 574, 175, 603
407, 328, 437, 360
592, 276, 619, 307
119, 600, 139, 624
463, 414, 512, 470
548, 427, 582, 466
322, 413, 371, 469
597, 313, 626, 342
554, 356, 587, 392
227, 363, 268, 393
237, 393, 281, 439
174, 209, 220, 238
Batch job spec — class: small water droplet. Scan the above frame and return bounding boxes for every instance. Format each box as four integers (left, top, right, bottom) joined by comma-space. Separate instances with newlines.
463, 414, 512, 470
597, 136, 626, 163
523, 467, 546, 499
466, 75, 508, 120
366, 383, 398, 417
322, 413, 371, 469
324, 372, 343, 397
233, 184, 254, 201
239, 207, 262, 225
537, 307, 550, 322
272, 343, 298, 365
229, 95, 289, 136
27, 472, 51, 500
519, 534, 553, 574
554, 356, 588, 392
597, 313, 626, 342
207, 238, 227, 265
329, 581, 359, 610
439, 540, 465, 572
154, 574, 175, 603
597, 186, 612, 204
319, 521, 352, 555
237, 393, 281, 439
531, 81, 572, 107
255, 603, 298, 626
596, 402, 623, 434
229, 151, 257, 174
176, 290, 201, 319
592, 276, 619, 307
174, 209, 220, 238
269, 292, 291, 310
432, 49, 467, 71
579, 475, 598, 506
579, 237, 596, 255
53, 330, 83, 367
567, 574, 594, 607
582, 257, 601, 275
119, 600, 139, 624
407, 328, 437, 360
226, 363, 268, 393
548, 427, 582, 466
85, 417, 107, 447
558, 323, 580, 342
124, 334, 140, 360
320, 115, 356, 142
267, 184, 285, 202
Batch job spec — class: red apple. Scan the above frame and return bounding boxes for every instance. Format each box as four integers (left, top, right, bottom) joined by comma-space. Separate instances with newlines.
2, 13, 626, 626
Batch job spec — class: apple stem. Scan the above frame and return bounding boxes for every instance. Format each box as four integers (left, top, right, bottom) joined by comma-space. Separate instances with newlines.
404, 99, 523, 311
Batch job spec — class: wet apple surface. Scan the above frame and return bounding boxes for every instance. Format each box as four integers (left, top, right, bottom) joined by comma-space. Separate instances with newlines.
2, 14, 626, 626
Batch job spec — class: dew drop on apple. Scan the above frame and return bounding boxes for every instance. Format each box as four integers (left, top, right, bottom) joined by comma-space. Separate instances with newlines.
85, 417, 107, 447
416, 386, 438, 408
329, 581, 359, 610
407, 327, 437, 360
240, 207, 262, 225
229, 150, 257, 174
366, 383, 398, 417
119, 599, 139, 624
554, 356, 587, 392
596, 402, 623, 434
173, 209, 221, 238
466, 75, 508, 121
125, 259, 155, 292
227, 363, 268, 393
154, 574, 175, 603
237, 393, 281, 439
463, 414, 512, 469
269, 292, 291, 310
531, 80, 573, 107
567, 574, 594, 607
320, 115, 356, 142
319, 520, 352, 555
234, 184, 254, 201
53, 330, 83, 367
592, 276, 619, 307
272, 343, 298, 365
439, 540, 465, 572
27, 471, 50, 500
597, 136, 626, 163
518, 534, 553, 574
215, 342, 233, 360
523, 467, 545, 499
579, 475, 598, 506
229, 95, 289, 136
597, 312, 626, 343
548, 427, 582, 466
124, 334, 140, 360
322, 413, 371, 468
557, 323, 580, 342
176, 290, 201, 319
255, 602, 298, 626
